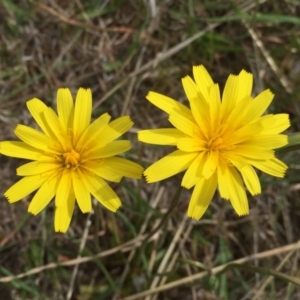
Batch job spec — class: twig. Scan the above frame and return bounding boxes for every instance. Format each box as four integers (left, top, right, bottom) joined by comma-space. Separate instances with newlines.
123, 240, 300, 300
251, 240, 300, 300
66, 212, 92, 300
0, 233, 158, 283
151, 223, 194, 300
243, 21, 293, 94
146, 215, 188, 300
112, 187, 165, 299
93, 0, 268, 109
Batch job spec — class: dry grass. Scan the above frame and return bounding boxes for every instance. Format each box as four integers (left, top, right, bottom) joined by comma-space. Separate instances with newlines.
0, 0, 300, 299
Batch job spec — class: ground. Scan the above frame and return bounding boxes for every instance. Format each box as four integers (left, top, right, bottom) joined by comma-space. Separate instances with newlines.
0, 0, 300, 299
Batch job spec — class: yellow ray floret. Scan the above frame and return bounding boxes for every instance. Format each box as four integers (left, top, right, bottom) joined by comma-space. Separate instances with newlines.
139, 65, 290, 220
0, 88, 144, 233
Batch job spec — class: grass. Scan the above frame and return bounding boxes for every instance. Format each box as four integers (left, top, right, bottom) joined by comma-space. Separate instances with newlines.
0, 0, 300, 299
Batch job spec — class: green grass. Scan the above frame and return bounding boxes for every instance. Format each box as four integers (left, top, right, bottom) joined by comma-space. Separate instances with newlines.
0, 0, 300, 299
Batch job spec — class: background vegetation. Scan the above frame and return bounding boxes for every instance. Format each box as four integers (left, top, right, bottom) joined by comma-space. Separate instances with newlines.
0, 0, 300, 299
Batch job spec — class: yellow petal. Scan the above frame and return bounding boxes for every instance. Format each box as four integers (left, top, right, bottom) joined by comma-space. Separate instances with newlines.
169, 109, 198, 137
221, 74, 239, 115
5, 174, 48, 203
0, 141, 45, 160
188, 96, 209, 135
146, 91, 193, 120
249, 157, 287, 178
84, 173, 121, 212
243, 90, 274, 124
17, 161, 61, 176
98, 157, 143, 179
232, 145, 274, 160
227, 167, 249, 216
83, 158, 142, 182
96, 116, 133, 147
260, 114, 290, 135
72, 170, 91, 213
223, 152, 248, 170
230, 122, 263, 144
73, 88, 92, 138
144, 150, 198, 183
14, 125, 58, 153
242, 134, 288, 149
82, 161, 122, 182
57, 88, 74, 130
224, 155, 263, 196
217, 159, 230, 200
181, 75, 200, 102
28, 176, 59, 215
181, 152, 206, 189
55, 170, 72, 207
187, 173, 217, 220
86, 140, 131, 159
208, 84, 221, 126
192, 65, 214, 99
202, 151, 218, 179
181, 76, 209, 132
226, 156, 259, 195
177, 138, 206, 152
26, 98, 54, 138
43, 107, 69, 150
237, 70, 253, 102
245, 89, 274, 121
222, 96, 252, 130
236, 164, 261, 195
77, 113, 111, 147
54, 193, 75, 233
138, 128, 186, 145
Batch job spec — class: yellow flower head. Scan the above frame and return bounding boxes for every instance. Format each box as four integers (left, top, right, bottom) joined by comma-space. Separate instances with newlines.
0, 88, 143, 232
139, 65, 290, 219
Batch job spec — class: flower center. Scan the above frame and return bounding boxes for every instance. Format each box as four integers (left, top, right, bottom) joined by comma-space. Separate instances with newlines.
63, 149, 81, 168
206, 136, 223, 151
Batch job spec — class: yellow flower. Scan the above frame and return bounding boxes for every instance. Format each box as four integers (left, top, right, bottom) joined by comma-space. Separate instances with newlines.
0, 88, 143, 232
139, 65, 290, 219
